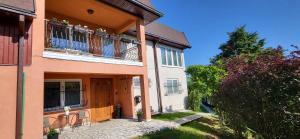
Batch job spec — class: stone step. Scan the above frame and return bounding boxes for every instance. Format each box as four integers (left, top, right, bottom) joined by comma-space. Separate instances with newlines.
173, 114, 201, 125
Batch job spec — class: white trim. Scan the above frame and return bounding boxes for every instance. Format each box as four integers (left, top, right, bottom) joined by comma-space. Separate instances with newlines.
165, 78, 181, 96
159, 45, 183, 67
44, 79, 83, 111
43, 51, 143, 67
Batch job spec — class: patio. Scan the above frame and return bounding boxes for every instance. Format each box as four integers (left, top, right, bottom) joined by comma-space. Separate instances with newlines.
45, 119, 179, 139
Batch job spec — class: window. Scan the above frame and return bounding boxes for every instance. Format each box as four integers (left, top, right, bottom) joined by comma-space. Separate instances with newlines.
178, 52, 182, 66
133, 77, 140, 88
44, 82, 61, 109
161, 47, 167, 65
44, 79, 82, 111
167, 49, 172, 66
172, 50, 178, 66
160, 46, 183, 67
165, 79, 180, 94
64, 81, 81, 106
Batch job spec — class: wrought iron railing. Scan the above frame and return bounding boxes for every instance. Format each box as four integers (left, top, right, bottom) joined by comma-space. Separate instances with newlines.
45, 19, 141, 62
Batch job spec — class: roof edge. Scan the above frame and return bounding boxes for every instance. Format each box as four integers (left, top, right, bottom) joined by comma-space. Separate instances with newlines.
147, 32, 192, 49
127, 0, 164, 17
126, 30, 191, 49
0, 1, 36, 17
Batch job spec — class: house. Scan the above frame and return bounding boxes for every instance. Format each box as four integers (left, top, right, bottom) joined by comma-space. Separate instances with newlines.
0, 0, 190, 139
132, 22, 190, 113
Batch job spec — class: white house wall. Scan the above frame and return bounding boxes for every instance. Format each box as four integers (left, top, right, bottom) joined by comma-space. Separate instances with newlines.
155, 44, 188, 112
132, 38, 188, 114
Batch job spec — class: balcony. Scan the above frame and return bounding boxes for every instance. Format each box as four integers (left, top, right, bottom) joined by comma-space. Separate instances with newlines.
43, 19, 142, 65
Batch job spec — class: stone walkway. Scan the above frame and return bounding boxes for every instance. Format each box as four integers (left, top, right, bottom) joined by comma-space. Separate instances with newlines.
174, 114, 202, 125
57, 119, 180, 139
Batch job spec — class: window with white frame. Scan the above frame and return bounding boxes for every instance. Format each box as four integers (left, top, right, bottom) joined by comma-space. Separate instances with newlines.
160, 46, 183, 67
133, 77, 140, 88
44, 79, 82, 111
165, 79, 180, 94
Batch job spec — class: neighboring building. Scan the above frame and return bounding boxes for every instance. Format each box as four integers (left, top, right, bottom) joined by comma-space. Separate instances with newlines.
0, 0, 190, 139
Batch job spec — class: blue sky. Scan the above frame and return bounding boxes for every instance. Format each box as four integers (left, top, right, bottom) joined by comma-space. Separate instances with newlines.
151, 0, 300, 66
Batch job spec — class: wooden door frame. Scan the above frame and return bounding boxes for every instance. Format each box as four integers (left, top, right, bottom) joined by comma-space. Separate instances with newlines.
90, 78, 114, 122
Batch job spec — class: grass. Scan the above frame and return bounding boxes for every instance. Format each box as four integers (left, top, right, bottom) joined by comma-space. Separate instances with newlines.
199, 105, 209, 113
152, 111, 196, 121
135, 115, 238, 139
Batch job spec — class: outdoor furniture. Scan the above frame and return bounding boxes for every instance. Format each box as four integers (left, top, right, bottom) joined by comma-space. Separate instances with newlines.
43, 116, 61, 134
71, 110, 91, 131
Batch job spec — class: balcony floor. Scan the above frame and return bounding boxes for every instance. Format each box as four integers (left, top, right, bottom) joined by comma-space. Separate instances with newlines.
43, 51, 143, 67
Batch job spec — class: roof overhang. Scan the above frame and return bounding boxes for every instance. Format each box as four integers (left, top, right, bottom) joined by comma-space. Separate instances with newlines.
98, 0, 163, 25
0, 0, 35, 17
127, 30, 191, 50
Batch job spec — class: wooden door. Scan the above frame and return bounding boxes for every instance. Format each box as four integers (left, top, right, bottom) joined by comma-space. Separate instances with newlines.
91, 78, 113, 122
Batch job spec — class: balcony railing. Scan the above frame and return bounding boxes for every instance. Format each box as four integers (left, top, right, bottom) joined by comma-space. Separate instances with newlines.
45, 19, 141, 62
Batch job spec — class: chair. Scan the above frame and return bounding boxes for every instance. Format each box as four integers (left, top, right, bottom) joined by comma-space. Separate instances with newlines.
43, 117, 61, 134
71, 110, 91, 131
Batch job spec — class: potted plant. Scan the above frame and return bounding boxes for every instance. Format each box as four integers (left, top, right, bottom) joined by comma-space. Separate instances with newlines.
47, 128, 59, 139
136, 109, 143, 122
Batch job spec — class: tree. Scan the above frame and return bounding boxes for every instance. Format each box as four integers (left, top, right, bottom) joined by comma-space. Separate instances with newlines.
212, 47, 300, 138
211, 26, 265, 64
186, 65, 225, 111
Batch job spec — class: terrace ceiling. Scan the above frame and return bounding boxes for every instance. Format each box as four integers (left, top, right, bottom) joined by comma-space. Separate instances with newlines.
46, 0, 137, 33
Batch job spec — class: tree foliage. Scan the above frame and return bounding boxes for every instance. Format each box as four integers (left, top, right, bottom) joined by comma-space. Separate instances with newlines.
212, 47, 300, 138
186, 65, 225, 111
211, 26, 266, 64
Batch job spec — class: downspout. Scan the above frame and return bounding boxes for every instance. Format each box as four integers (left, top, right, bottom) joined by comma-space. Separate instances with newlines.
153, 39, 163, 113
16, 15, 25, 139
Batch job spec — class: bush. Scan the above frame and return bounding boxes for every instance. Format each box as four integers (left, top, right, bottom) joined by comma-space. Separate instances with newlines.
213, 47, 300, 138
186, 65, 225, 111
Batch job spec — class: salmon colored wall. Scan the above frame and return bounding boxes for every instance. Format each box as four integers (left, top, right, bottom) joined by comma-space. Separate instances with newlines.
43, 73, 135, 128
0, 0, 150, 138
0, 67, 17, 139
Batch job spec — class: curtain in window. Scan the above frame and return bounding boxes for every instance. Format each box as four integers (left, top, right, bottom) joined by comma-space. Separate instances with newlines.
172, 50, 178, 66
167, 80, 173, 94
44, 82, 61, 109
173, 80, 179, 93
161, 47, 166, 65
64, 82, 81, 106
178, 51, 182, 66
167, 49, 172, 66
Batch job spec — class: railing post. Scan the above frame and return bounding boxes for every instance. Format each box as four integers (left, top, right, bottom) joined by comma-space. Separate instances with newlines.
114, 38, 121, 58
68, 25, 73, 49
86, 31, 90, 52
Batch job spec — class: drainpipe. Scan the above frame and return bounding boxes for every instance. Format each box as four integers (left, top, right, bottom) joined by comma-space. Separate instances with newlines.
152, 39, 163, 113
16, 15, 25, 139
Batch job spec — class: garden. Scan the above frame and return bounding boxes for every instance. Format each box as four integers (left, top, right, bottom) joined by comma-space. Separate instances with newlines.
138, 26, 300, 139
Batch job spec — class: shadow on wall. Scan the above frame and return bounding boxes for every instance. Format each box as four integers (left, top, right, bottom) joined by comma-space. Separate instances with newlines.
164, 105, 173, 112
184, 96, 189, 109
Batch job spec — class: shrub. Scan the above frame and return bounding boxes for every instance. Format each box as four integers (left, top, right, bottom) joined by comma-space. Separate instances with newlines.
213, 47, 300, 138
186, 65, 225, 111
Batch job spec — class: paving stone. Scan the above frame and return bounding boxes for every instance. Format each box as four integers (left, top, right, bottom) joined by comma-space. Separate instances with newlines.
52, 119, 179, 139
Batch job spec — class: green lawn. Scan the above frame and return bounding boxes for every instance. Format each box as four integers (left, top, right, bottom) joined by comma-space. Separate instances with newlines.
152, 111, 196, 121
135, 115, 237, 139
200, 105, 209, 113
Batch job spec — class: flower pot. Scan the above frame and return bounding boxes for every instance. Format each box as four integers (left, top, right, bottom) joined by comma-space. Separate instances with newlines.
137, 114, 143, 122
47, 133, 59, 139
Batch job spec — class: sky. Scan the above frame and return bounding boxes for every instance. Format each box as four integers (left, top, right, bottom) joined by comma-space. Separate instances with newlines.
151, 0, 300, 66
